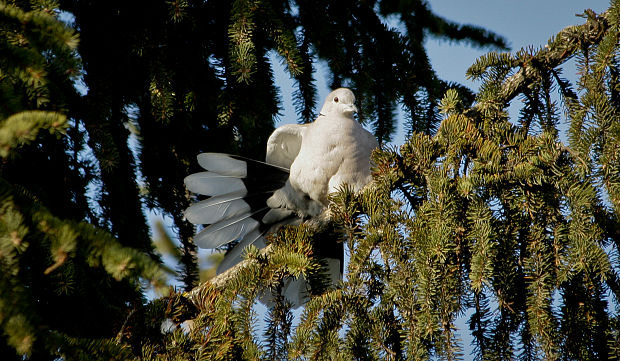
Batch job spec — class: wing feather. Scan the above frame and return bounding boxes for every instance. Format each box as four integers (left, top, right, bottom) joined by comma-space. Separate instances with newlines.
266, 124, 306, 168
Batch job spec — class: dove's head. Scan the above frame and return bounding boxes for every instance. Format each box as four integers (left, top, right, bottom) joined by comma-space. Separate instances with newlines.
320, 88, 358, 117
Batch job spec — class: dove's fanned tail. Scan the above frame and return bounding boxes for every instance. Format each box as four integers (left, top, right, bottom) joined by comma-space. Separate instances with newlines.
184, 153, 340, 307
185, 152, 298, 258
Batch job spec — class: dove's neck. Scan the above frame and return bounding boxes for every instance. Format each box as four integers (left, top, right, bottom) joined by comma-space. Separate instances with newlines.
318, 111, 355, 121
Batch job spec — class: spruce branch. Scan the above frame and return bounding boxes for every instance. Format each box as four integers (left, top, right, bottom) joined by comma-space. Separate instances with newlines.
0, 110, 68, 157
469, 9, 610, 112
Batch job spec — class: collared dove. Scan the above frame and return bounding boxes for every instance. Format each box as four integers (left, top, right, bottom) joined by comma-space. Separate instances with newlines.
184, 88, 378, 306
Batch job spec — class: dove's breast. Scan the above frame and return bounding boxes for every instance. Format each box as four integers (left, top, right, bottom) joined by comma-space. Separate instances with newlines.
289, 116, 377, 205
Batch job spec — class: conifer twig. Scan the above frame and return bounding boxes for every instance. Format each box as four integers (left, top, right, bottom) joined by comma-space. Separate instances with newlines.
482, 10, 609, 108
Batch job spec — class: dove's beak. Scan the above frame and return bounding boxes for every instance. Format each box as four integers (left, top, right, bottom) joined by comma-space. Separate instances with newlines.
344, 104, 358, 114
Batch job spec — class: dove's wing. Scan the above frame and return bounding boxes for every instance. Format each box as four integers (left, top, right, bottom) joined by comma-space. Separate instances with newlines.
266, 123, 306, 169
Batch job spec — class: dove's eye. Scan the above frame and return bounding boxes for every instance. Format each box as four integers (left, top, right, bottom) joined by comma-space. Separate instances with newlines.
334, 97, 339, 103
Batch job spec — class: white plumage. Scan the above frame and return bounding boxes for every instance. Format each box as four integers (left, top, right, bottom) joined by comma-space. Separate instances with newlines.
184, 88, 378, 306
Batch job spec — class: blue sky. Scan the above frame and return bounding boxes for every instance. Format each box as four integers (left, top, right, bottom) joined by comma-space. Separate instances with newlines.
426, 0, 610, 89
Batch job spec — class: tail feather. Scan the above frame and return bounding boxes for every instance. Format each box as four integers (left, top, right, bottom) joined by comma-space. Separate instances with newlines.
262, 208, 294, 224
184, 191, 249, 225
281, 258, 341, 307
216, 229, 266, 274
197, 152, 289, 178
197, 153, 247, 177
281, 276, 307, 308
184, 172, 246, 196
217, 216, 302, 273
193, 209, 268, 248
